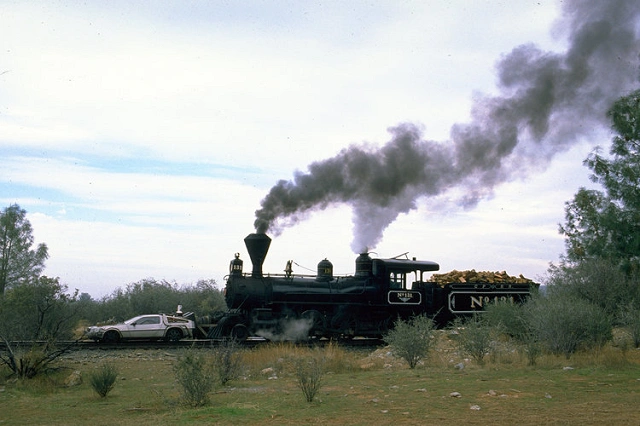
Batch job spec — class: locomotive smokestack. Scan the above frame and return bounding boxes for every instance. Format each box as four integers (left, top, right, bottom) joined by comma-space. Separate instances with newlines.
244, 233, 271, 278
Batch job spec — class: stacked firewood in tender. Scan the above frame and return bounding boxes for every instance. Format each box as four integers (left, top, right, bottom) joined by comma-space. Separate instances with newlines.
429, 269, 534, 286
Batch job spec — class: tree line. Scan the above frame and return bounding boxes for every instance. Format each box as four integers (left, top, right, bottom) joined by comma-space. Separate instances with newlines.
0, 204, 226, 344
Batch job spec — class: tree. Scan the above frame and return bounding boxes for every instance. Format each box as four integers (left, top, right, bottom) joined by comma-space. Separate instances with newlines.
0, 204, 49, 296
560, 90, 640, 272
0, 276, 79, 341
0, 276, 80, 379
544, 259, 640, 319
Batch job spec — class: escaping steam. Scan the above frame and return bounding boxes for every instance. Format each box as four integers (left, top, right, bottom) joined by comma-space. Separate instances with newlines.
254, 0, 640, 253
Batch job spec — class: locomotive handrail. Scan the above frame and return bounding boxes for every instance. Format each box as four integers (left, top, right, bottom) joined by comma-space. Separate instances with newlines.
237, 272, 355, 280
235, 294, 250, 310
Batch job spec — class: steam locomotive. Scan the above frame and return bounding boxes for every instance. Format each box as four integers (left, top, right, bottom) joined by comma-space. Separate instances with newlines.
210, 233, 536, 341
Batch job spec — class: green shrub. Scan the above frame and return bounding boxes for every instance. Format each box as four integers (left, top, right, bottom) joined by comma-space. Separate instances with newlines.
545, 260, 640, 319
89, 362, 118, 398
520, 336, 542, 366
295, 352, 325, 403
524, 294, 612, 358
619, 302, 640, 348
483, 301, 527, 338
212, 339, 243, 386
173, 349, 216, 407
483, 302, 541, 366
384, 314, 436, 369
452, 315, 495, 366
0, 342, 71, 379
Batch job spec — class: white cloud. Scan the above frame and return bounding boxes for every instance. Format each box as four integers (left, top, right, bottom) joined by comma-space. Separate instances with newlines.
0, 1, 621, 298
1, 1, 563, 167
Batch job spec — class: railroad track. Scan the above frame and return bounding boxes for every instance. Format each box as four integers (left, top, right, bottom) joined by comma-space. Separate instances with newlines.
0, 337, 383, 352
0, 338, 260, 351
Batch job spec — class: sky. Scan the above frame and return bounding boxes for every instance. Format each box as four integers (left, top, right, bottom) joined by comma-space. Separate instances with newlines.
1, 1, 639, 299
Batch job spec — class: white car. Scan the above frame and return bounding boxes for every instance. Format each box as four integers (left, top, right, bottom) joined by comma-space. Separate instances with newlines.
86, 313, 195, 343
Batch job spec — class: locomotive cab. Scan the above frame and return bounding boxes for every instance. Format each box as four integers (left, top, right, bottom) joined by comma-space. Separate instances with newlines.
373, 258, 440, 308
373, 258, 440, 290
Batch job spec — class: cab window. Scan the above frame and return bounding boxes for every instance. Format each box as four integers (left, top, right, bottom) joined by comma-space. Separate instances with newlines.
389, 272, 406, 289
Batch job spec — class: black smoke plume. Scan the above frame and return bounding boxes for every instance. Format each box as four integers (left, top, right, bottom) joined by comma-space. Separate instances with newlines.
254, 0, 640, 253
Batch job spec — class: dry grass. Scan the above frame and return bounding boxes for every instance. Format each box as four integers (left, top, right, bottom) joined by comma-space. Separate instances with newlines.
0, 338, 639, 425
241, 341, 359, 378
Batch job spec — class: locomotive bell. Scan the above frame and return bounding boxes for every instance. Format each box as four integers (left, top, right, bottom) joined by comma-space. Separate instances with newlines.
244, 233, 271, 277
355, 252, 373, 277
316, 258, 333, 282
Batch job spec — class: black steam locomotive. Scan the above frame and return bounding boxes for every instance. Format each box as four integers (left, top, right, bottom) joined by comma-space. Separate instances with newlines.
210, 233, 536, 341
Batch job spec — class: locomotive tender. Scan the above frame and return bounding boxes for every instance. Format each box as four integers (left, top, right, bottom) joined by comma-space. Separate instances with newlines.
211, 233, 535, 341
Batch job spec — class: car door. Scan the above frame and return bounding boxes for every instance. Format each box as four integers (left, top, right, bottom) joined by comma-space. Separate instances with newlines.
128, 315, 164, 339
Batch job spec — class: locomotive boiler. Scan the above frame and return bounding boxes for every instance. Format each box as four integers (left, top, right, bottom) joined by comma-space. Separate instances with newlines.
210, 233, 535, 341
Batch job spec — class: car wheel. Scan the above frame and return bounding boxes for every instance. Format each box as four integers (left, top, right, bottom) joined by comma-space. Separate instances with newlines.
165, 328, 183, 342
102, 330, 120, 344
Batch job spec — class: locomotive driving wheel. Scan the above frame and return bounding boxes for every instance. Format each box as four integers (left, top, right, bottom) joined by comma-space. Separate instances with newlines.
301, 310, 325, 339
231, 323, 249, 342
330, 311, 358, 340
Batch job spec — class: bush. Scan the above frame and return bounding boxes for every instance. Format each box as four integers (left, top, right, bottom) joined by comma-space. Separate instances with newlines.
483, 302, 541, 366
452, 315, 495, 366
520, 336, 542, 367
295, 352, 325, 403
524, 293, 612, 358
619, 303, 640, 348
384, 315, 436, 369
0, 277, 79, 342
483, 301, 528, 338
545, 260, 640, 319
89, 362, 118, 397
0, 341, 72, 379
173, 349, 216, 407
212, 339, 243, 386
